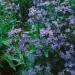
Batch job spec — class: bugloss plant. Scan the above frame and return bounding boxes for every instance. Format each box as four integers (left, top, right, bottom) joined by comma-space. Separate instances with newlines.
0, 0, 75, 75
0, 2, 17, 46
27, 0, 75, 75
0, 2, 18, 74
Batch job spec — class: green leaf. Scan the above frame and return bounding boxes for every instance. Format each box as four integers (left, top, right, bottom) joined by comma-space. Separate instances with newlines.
43, 50, 49, 58
66, 33, 75, 44
69, 0, 75, 10
1, 39, 12, 47
3, 53, 16, 70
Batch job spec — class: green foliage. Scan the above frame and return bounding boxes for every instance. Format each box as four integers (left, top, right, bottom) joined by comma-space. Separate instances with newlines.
0, 2, 17, 74
0, 3, 17, 46
0, 4, 16, 33
69, 0, 75, 10
0, 0, 75, 75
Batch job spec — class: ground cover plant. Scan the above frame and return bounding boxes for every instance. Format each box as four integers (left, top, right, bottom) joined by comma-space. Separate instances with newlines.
0, 0, 75, 75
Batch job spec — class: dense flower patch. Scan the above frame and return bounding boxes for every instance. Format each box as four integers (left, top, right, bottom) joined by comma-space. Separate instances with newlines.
0, 0, 75, 75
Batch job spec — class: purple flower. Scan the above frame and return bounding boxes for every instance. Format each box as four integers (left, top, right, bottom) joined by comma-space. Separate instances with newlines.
68, 15, 75, 24
52, 21, 59, 27
28, 7, 36, 16
37, 1, 50, 7
28, 54, 35, 63
65, 61, 73, 68
28, 18, 35, 25
36, 13, 43, 20
8, 30, 15, 37
36, 49, 42, 56
21, 34, 27, 40
65, 51, 72, 60
41, 9, 48, 15
51, 43, 60, 49
71, 71, 75, 75
54, 28, 61, 33
45, 64, 51, 72
7, 48, 12, 52
14, 28, 22, 33
58, 72, 62, 75
51, 0, 57, 5
19, 45, 26, 52
40, 28, 47, 37
26, 68, 36, 75
60, 51, 72, 60
40, 28, 53, 37
35, 65, 43, 72
65, 28, 71, 33
8, 28, 21, 37
5, 3, 20, 12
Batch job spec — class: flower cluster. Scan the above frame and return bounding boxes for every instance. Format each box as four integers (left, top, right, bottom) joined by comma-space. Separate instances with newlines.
5, 0, 75, 75
8, 28, 22, 37
27, 0, 75, 75
5, 2, 20, 13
